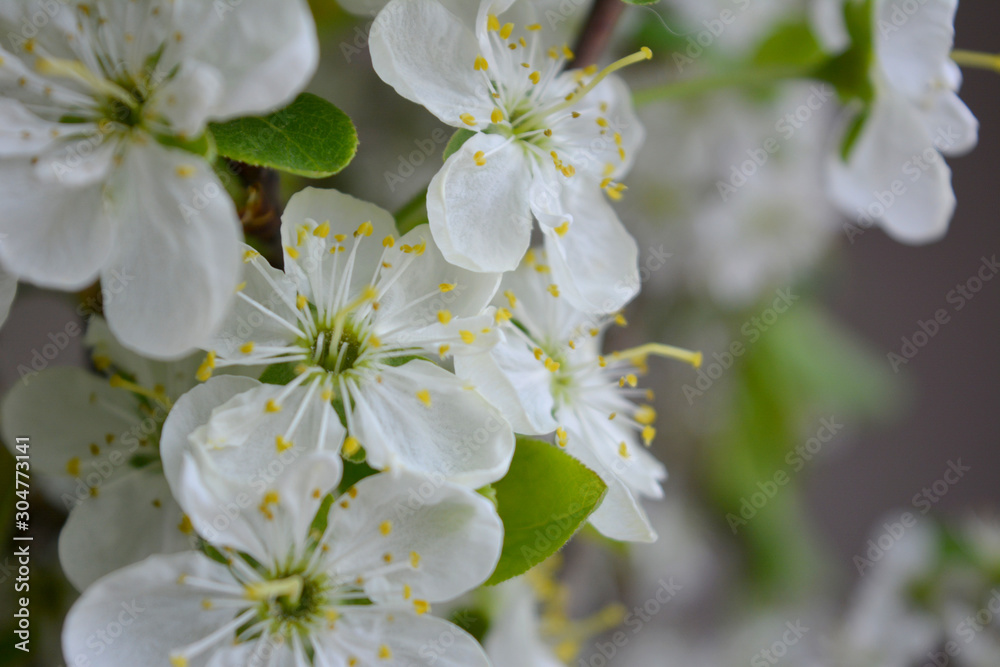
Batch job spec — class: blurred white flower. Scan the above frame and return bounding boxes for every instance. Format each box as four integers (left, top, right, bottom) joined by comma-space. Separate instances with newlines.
827, 0, 978, 243
369, 0, 643, 313
457, 250, 701, 542
197, 188, 514, 487
64, 445, 502, 667
0, 318, 205, 590
0, 0, 318, 357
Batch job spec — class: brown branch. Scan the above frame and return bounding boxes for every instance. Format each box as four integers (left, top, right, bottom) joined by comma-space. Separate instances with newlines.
573, 0, 627, 68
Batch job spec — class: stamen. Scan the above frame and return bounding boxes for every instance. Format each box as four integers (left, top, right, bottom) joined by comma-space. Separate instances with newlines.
549, 47, 652, 116
244, 576, 303, 604
611, 343, 702, 369
951, 50, 1000, 73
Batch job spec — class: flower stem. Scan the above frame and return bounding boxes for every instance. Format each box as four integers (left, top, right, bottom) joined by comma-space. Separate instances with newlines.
632, 65, 814, 107
951, 50, 1000, 73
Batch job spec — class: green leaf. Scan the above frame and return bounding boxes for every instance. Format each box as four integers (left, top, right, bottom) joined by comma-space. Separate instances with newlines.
210, 93, 359, 178
395, 190, 429, 235
622, 0, 660, 5
259, 362, 300, 386
486, 437, 607, 586
815, 0, 876, 104
752, 21, 825, 70
442, 129, 476, 161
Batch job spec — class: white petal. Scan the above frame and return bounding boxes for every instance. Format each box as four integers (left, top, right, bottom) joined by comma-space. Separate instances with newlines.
148, 62, 225, 138
919, 89, 978, 157
0, 157, 113, 290
178, 450, 342, 561
454, 329, 557, 435
0, 268, 14, 328
828, 91, 957, 244
280, 187, 397, 303
102, 141, 241, 359
539, 183, 639, 314
209, 244, 300, 359
370, 0, 493, 128
62, 551, 239, 667
324, 470, 502, 603
427, 133, 533, 272
165, 0, 319, 121
159, 375, 266, 493
162, 376, 344, 496
0, 366, 142, 482
315, 610, 491, 667
33, 134, 118, 187
58, 469, 192, 591
350, 360, 514, 487
578, 459, 657, 543
876, 0, 958, 101
374, 225, 500, 336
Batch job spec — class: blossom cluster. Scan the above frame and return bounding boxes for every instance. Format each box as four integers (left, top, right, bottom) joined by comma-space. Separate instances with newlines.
0, 0, 985, 665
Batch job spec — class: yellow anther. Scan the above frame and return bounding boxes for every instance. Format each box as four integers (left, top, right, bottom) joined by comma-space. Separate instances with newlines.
285, 245, 299, 260
474, 151, 487, 166
556, 427, 568, 447
235, 281, 247, 293
563, 44, 575, 60
618, 441, 630, 458
416, 389, 432, 407
369, 334, 382, 348
529, 71, 541, 84
355, 221, 374, 237
178, 515, 194, 535
343, 436, 361, 456
92, 353, 112, 371
642, 425, 656, 445
635, 405, 656, 426
460, 330, 476, 344
544, 358, 561, 373
437, 310, 453, 325
297, 294, 308, 310
614, 313, 628, 327
474, 55, 489, 71
297, 226, 308, 245
321, 388, 334, 401
313, 221, 331, 238
487, 14, 500, 31
534, 348, 544, 361
625, 373, 638, 387
504, 290, 517, 308
196, 351, 216, 382
495, 307, 512, 323
547, 284, 560, 297
491, 108, 504, 123
265, 399, 282, 413
382, 235, 395, 248
240, 341, 255, 354
438, 344, 451, 357
460, 113, 477, 126
439, 283, 457, 293
66, 457, 81, 476
383, 553, 393, 563
608, 412, 617, 421
499, 23, 514, 40
175, 165, 195, 178
170, 656, 188, 667
89, 444, 100, 456
596, 117, 609, 128
410, 551, 421, 568
527, 23, 542, 31
378, 645, 392, 660
380, 520, 393, 536
275, 435, 294, 452
414, 600, 430, 615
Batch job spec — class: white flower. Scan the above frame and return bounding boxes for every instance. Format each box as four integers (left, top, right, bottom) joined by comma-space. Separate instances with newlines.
369, 0, 644, 313
0, 0, 318, 357
826, 0, 978, 243
0, 317, 208, 590
63, 447, 503, 667
0, 266, 14, 328
456, 250, 701, 542
197, 187, 515, 487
